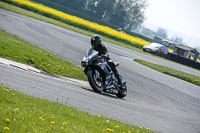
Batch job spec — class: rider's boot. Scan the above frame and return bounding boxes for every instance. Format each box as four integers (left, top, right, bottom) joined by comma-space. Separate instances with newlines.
116, 74, 123, 86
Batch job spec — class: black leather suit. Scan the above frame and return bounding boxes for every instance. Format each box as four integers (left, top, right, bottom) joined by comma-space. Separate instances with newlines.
95, 44, 120, 79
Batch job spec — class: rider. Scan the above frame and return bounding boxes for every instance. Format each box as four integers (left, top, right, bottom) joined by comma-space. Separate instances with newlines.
90, 35, 123, 85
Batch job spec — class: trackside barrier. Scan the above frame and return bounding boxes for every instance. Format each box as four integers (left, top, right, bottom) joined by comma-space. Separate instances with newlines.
167, 53, 200, 70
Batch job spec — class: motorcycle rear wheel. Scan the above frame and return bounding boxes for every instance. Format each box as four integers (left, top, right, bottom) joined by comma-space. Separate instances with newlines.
87, 69, 104, 93
116, 76, 127, 98
116, 84, 127, 98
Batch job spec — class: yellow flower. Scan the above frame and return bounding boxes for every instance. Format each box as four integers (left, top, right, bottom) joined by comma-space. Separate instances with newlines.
114, 125, 120, 128
98, 115, 102, 118
12, 93, 15, 96
63, 121, 67, 126
3, 88, 10, 92
140, 126, 144, 129
51, 121, 55, 124
39, 117, 43, 120
128, 131, 131, 133
4, 127, 9, 130
15, 108, 19, 111
146, 128, 150, 130
6, 119, 10, 122
106, 128, 114, 132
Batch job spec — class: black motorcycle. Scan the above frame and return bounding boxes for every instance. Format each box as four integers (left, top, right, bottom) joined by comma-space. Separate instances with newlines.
81, 48, 127, 98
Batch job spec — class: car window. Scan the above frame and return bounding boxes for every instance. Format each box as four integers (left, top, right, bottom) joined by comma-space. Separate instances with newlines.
164, 47, 168, 52
164, 47, 167, 51
160, 47, 164, 51
161, 41, 169, 47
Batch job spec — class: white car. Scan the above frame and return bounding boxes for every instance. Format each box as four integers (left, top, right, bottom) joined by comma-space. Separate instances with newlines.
143, 43, 169, 58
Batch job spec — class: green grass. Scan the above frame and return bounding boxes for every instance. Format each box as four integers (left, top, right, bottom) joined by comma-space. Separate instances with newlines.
134, 59, 200, 86
0, 87, 154, 133
0, 30, 87, 80
0, 1, 143, 53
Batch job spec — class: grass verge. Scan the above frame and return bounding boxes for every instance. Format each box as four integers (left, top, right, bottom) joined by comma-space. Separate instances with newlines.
0, 29, 87, 80
0, 87, 154, 133
0, 0, 144, 52
134, 59, 200, 86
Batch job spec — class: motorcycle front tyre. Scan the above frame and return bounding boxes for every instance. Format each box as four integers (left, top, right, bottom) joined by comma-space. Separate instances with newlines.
87, 69, 104, 93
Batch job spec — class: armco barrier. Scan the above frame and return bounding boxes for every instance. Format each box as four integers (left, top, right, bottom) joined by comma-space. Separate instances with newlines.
167, 53, 200, 70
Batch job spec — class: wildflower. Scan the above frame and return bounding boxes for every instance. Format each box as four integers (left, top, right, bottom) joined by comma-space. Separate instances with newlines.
3, 88, 10, 92
106, 120, 110, 123
140, 126, 144, 129
146, 128, 150, 130
51, 121, 55, 124
128, 131, 131, 133
98, 115, 102, 118
106, 128, 114, 132
6, 119, 10, 122
4, 127, 9, 130
63, 121, 67, 126
12, 93, 15, 96
114, 125, 120, 128
15, 108, 19, 111
39, 117, 43, 120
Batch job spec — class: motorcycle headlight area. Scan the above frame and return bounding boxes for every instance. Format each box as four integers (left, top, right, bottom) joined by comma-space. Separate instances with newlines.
81, 61, 86, 67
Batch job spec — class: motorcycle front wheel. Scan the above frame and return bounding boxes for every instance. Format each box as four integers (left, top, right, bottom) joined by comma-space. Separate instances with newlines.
87, 69, 104, 93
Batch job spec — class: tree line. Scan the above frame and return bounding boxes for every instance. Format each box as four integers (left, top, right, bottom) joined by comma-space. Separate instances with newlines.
41, 0, 148, 30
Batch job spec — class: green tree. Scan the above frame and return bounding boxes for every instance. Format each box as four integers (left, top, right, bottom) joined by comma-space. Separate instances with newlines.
116, 0, 147, 30
155, 27, 168, 39
45, 0, 147, 29
171, 36, 183, 44
109, 1, 127, 27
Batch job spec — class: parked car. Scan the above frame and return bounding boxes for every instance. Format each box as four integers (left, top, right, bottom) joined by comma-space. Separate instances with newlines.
143, 43, 169, 58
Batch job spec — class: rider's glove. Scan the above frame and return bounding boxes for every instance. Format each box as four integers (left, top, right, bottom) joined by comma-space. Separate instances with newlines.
101, 55, 107, 59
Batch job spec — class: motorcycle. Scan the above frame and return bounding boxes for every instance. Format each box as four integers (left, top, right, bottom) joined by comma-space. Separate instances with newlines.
81, 48, 127, 98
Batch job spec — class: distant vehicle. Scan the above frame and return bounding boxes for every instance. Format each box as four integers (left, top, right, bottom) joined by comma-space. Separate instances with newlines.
143, 43, 169, 58
160, 40, 176, 49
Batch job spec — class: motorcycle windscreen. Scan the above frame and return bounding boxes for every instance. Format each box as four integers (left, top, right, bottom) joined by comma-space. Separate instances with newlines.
87, 48, 98, 56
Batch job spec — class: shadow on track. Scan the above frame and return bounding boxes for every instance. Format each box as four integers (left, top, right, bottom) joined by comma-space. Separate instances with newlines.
81, 87, 126, 100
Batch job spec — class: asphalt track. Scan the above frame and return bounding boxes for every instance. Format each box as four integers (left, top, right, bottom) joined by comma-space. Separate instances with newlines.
0, 9, 200, 133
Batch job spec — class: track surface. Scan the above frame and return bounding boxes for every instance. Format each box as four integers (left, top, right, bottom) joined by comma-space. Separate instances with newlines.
0, 9, 200, 133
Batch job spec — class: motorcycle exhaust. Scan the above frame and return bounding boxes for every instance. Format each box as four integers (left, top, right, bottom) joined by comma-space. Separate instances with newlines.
106, 85, 114, 90
105, 85, 119, 94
